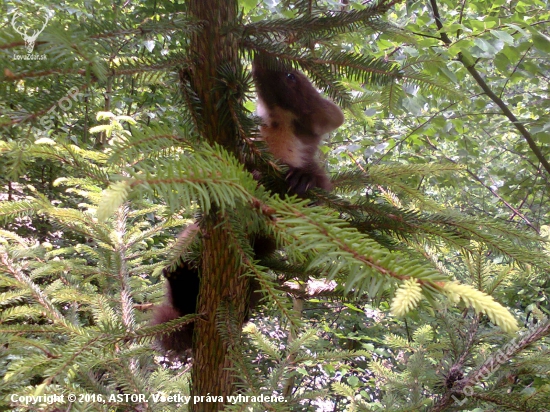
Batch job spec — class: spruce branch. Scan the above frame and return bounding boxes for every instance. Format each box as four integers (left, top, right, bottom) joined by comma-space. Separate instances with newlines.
0, 250, 76, 330
113, 205, 136, 332
462, 319, 550, 388
242, 0, 402, 38
442, 282, 518, 333
391, 278, 423, 317
431, 319, 550, 412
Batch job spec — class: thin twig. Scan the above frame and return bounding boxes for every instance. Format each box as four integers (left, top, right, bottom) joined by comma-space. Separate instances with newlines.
428, 0, 550, 176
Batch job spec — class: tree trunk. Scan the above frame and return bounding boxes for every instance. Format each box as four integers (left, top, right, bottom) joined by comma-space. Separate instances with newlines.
187, 0, 239, 147
186, 1, 245, 410
193, 216, 249, 409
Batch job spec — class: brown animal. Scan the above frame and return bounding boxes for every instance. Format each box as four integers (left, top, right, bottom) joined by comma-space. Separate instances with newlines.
253, 57, 344, 195
153, 57, 344, 354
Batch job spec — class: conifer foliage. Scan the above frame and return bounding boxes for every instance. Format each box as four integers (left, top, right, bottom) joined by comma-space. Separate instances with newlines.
1, 0, 549, 411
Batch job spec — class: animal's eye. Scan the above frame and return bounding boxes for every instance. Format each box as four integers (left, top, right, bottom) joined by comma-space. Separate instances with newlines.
286, 73, 296, 82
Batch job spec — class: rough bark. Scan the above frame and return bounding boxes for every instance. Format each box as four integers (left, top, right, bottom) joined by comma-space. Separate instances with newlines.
192, 216, 248, 410
187, 0, 239, 148
186, 1, 246, 410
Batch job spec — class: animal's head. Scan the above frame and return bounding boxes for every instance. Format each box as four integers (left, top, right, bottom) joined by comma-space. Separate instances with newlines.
252, 55, 344, 136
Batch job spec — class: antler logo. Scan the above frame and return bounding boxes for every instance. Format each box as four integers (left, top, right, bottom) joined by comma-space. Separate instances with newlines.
11, 8, 51, 54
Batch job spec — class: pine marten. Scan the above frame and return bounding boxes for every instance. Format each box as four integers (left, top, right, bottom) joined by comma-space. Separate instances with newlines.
252, 57, 344, 195
153, 57, 344, 354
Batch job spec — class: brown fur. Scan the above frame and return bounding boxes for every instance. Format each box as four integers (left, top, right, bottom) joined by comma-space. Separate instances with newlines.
152, 261, 200, 354
154, 58, 344, 354
153, 303, 194, 354
252, 57, 344, 195
153, 259, 263, 354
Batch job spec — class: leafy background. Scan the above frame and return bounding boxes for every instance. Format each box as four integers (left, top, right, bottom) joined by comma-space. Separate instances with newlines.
0, 0, 549, 411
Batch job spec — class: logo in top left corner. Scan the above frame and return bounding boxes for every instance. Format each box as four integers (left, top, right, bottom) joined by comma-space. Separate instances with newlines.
11, 7, 52, 54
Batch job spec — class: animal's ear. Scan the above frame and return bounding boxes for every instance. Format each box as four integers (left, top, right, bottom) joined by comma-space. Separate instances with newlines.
312, 99, 345, 136
252, 54, 288, 73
